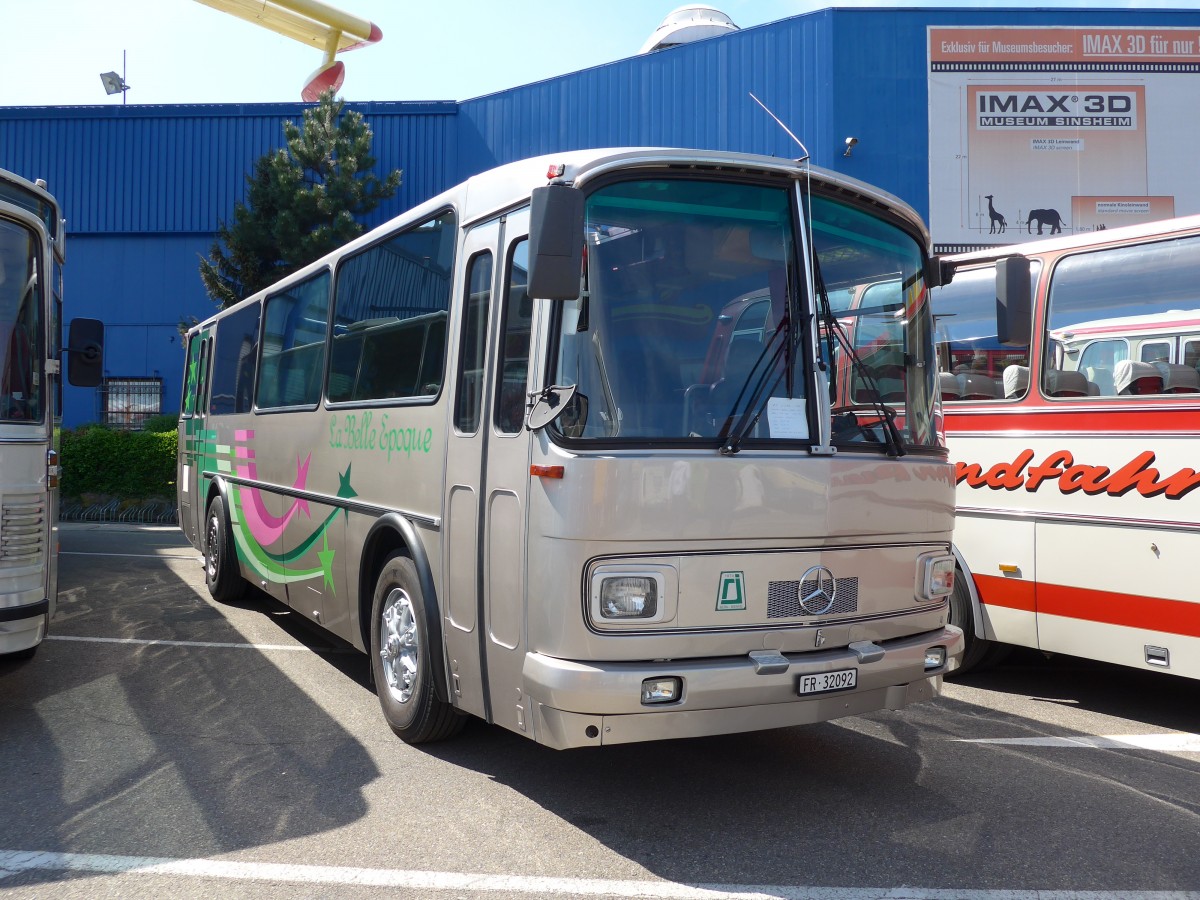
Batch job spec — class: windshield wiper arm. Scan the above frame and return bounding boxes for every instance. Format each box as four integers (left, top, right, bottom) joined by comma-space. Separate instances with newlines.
717, 319, 790, 455
813, 268, 905, 458
821, 311, 905, 458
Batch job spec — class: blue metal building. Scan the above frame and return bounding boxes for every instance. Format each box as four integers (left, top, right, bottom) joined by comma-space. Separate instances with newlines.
2, 5, 1198, 426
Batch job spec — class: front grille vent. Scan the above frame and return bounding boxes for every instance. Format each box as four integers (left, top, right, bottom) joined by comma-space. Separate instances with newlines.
1, 497, 45, 564
767, 577, 859, 619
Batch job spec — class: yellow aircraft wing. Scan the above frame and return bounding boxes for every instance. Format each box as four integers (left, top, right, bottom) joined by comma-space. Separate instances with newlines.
195, 0, 382, 100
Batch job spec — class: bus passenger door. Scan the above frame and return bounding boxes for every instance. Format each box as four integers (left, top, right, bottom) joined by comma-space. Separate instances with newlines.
178, 332, 210, 546
442, 222, 501, 721
481, 218, 534, 735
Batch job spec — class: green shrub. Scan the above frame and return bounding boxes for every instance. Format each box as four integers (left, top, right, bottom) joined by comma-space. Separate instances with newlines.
141, 413, 179, 433
61, 426, 177, 500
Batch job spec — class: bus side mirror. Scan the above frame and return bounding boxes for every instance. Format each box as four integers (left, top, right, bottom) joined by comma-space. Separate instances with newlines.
528, 185, 584, 301
995, 256, 1031, 346
66, 317, 104, 387
926, 256, 955, 288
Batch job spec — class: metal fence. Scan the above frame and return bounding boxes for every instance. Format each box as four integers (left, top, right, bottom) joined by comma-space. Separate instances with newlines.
98, 376, 162, 430
60, 498, 177, 524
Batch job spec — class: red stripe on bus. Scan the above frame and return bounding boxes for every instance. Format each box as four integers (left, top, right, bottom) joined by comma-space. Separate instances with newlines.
945, 407, 1200, 434
975, 574, 1200, 638
973, 573, 1035, 612
1039, 584, 1200, 639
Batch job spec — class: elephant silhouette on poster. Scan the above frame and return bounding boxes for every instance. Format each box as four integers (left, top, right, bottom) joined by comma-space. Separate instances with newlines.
1027, 208, 1066, 235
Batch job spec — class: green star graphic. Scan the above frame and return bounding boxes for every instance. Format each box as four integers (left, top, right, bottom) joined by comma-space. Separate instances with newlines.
337, 465, 357, 519
318, 532, 336, 593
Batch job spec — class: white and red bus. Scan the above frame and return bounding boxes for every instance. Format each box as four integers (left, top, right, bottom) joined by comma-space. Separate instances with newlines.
933, 215, 1200, 678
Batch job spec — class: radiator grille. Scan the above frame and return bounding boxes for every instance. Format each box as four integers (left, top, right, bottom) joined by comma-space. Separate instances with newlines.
767, 577, 859, 619
1, 497, 45, 564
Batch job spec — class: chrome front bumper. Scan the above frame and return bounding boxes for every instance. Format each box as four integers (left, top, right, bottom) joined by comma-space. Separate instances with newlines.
522, 625, 964, 749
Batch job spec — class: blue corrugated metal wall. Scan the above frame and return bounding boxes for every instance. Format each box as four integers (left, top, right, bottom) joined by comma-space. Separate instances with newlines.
0, 101, 457, 235
1, 101, 456, 425
456, 11, 834, 181
4, 6, 1200, 426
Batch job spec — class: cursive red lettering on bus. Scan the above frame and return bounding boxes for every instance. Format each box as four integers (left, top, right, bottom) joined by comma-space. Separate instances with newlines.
954, 461, 985, 487
981, 448, 1034, 490
956, 449, 1200, 501
1023, 450, 1072, 491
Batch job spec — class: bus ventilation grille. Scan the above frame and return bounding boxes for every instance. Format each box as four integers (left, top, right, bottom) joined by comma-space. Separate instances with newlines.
767, 578, 859, 619
1, 496, 45, 564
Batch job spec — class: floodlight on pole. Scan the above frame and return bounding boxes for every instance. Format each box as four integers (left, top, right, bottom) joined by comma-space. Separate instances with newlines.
100, 50, 130, 104
100, 72, 127, 95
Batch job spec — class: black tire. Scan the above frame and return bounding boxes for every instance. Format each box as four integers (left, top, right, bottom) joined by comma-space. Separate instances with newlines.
947, 570, 998, 677
204, 494, 246, 604
370, 552, 465, 744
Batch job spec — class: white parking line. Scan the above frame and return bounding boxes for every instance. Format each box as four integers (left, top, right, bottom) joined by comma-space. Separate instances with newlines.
955, 734, 1200, 752
45, 635, 350, 654
2, 850, 1198, 899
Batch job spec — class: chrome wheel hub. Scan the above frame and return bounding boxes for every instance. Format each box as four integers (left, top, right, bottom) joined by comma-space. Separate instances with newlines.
379, 587, 419, 704
206, 515, 219, 580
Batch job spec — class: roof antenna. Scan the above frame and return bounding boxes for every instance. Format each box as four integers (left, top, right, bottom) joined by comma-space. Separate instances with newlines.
749, 92, 809, 163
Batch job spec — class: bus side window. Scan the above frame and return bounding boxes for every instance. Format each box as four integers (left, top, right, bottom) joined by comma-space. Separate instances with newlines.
181, 332, 203, 417
209, 303, 261, 416
1185, 338, 1200, 371
931, 264, 1033, 402
328, 211, 456, 404
455, 251, 492, 433
257, 270, 329, 410
1139, 340, 1171, 365
495, 239, 530, 435
1078, 340, 1126, 396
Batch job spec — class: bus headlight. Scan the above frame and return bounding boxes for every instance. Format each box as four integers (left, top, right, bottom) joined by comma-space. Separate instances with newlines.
918, 554, 956, 601
600, 576, 658, 619
588, 565, 676, 628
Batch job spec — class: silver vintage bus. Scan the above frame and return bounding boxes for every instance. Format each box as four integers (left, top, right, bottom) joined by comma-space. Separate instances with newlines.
0, 169, 103, 660
177, 148, 962, 748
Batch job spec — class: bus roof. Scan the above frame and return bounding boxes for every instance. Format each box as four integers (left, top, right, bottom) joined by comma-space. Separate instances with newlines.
945, 212, 1200, 266
1050, 308, 1200, 342
192, 147, 932, 332
0, 167, 61, 243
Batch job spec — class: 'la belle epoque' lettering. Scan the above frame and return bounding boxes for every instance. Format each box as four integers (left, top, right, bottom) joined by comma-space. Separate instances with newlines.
956, 449, 1200, 500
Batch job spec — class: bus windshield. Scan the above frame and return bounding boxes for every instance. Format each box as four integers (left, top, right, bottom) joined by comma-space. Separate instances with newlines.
549, 177, 938, 448
0, 218, 43, 423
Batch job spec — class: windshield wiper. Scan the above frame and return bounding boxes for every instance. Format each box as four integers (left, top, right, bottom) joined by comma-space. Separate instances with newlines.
813, 268, 906, 458
717, 316, 790, 455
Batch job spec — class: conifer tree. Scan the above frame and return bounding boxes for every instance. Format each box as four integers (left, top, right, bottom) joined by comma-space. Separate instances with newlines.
199, 90, 401, 309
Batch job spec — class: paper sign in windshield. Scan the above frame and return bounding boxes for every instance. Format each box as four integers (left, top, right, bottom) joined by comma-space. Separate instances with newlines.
767, 397, 809, 439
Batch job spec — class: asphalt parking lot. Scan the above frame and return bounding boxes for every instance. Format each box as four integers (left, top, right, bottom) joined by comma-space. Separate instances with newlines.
1, 523, 1198, 900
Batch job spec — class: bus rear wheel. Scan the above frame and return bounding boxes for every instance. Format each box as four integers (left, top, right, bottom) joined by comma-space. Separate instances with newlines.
370, 553, 464, 744
205, 495, 246, 604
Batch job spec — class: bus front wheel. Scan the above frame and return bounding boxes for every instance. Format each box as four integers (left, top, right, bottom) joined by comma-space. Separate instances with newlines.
947, 570, 1009, 677
370, 553, 464, 744
205, 495, 246, 604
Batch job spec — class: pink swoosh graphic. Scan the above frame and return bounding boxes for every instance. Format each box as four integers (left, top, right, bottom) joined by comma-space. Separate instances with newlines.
237, 453, 312, 545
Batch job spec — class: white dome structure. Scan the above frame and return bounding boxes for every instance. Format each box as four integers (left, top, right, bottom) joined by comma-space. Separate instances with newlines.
639, 5, 739, 53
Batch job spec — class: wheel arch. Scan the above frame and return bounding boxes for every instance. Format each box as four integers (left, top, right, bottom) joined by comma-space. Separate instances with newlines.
950, 543, 986, 639
360, 514, 450, 703
202, 475, 233, 555
204, 475, 230, 521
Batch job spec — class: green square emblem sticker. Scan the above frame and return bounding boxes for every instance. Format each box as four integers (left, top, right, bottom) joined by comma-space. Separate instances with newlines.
716, 571, 746, 611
